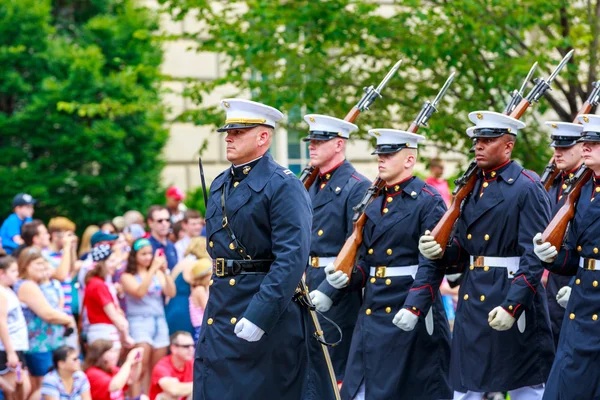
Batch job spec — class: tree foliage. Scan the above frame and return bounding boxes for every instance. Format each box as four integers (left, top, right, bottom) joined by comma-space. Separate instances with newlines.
159, 0, 599, 172
0, 0, 167, 230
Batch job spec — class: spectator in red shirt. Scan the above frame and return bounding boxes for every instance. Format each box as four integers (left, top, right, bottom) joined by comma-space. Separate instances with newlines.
425, 157, 452, 206
83, 340, 143, 400
149, 332, 194, 400
84, 245, 133, 348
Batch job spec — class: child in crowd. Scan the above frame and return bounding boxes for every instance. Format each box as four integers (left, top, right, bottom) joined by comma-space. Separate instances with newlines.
0, 255, 31, 400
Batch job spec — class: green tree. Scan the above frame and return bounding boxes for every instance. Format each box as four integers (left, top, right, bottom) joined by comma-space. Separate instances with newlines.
159, 0, 599, 172
0, 0, 167, 230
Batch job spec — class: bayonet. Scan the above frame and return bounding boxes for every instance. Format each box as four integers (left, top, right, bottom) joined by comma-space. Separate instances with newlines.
526, 49, 574, 103
356, 59, 402, 111
410, 72, 455, 129
504, 62, 538, 114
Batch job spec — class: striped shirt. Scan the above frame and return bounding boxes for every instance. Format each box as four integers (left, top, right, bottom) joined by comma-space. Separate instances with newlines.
41, 370, 90, 399
43, 249, 74, 315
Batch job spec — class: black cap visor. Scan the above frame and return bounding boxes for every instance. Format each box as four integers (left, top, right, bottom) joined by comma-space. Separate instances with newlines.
302, 131, 344, 142
472, 128, 514, 138
578, 131, 600, 143
550, 135, 579, 148
217, 123, 273, 132
371, 143, 411, 155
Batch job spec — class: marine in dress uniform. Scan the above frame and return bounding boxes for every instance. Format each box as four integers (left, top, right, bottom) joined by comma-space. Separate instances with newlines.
301, 114, 370, 382
534, 114, 600, 400
323, 129, 452, 400
542, 121, 584, 349
193, 99, 325, 400
420, 111, 555, 400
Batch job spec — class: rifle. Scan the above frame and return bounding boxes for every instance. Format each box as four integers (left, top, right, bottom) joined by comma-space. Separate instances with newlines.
333, 72, 456, 276
299, 60, 402, 189
430, 50, 574, 254
541, 165, 592, 249
541, 80, 600, 190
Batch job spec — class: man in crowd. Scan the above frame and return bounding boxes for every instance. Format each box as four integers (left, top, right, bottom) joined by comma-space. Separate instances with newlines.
425, 157, 451, 206
0, 193, 36, 254
147, 205, 178, 270
150, 331, 194, 400
166, 186, 187, 224
174, 210, 204, 261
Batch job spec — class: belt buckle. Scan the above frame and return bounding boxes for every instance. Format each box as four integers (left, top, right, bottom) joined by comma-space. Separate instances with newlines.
375, 266, 386, 278
473, 256, 485, 268
215, 258, 226, 277
586, 258, 597, 271
311, 256, 320, 268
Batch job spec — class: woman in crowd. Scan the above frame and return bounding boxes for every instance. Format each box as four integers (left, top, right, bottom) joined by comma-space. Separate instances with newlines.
0, 255, 31, 400
14, 247, 75, 396
77, 226, 99, 261
189, 259, 211, 341
84, 244, 133, 348
83, 340, 143, 400
120, 238, 175, 396
41, 346, 90, 400
165, 237, 209, 336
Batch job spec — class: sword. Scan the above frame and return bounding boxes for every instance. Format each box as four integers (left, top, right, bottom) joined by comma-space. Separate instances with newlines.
198, 158, 209, 211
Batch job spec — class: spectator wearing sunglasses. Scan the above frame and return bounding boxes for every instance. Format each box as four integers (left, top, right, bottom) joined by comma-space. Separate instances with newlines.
146, 206, 178, 270
41, 346, 91, 400
149, 332, 193, 400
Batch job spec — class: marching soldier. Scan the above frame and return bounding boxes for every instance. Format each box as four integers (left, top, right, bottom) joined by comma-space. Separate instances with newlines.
302, 114, 370, 382
533, 114, 600, 399
542, 121, 584, 348
193, 99, 322, 399
323, 129, 452, 400
419, 111, 555, 400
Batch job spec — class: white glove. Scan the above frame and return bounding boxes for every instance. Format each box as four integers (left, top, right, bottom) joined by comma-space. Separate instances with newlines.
392, 309, 419, 331
325, 263, 349, 289
533, 233, 557, 263
488, 306, 516, 331
309, 290, 333, 313
419, 230, 442, 260
556, 286, 572, 309
234, 318, 265, 342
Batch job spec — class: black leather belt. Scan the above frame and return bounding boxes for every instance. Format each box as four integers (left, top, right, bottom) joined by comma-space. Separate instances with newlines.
213, 258, 272, 277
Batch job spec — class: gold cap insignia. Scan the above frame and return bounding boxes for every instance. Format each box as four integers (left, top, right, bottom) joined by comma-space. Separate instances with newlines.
243, 166, 251, 175
584, 116, 590, 123
223, 101, 230, 108
372, 131, 380, 136
551, 123, 558, 129
309, 116, 315, 123
476, 113, 483, 120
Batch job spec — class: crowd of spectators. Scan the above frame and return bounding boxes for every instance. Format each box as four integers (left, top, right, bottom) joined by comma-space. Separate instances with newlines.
0, 187, 204, 400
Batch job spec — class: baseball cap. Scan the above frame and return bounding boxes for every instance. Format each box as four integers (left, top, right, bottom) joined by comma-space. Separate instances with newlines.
12, 193, 37, 208
91, 231, 119, 247
166, 186, 185, 201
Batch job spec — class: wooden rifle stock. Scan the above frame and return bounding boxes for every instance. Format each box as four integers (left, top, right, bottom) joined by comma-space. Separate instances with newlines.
431, 171, 478, 253
508, 98, 531, 120
542, 168, 592, 248
334, 178, 385, 275
334, 212, 368, 276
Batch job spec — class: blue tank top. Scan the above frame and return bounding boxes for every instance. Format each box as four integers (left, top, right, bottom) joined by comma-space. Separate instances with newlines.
125, 274, 165, 317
